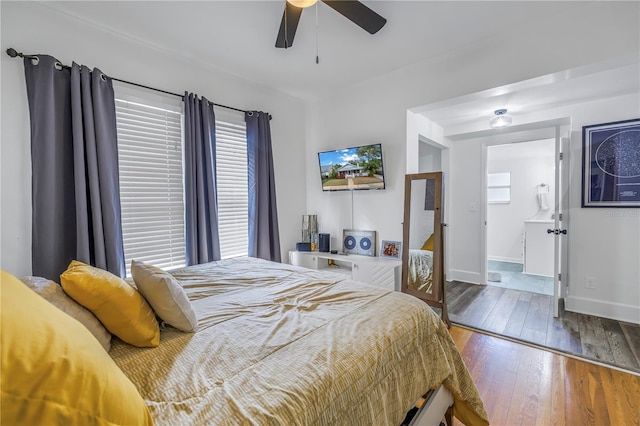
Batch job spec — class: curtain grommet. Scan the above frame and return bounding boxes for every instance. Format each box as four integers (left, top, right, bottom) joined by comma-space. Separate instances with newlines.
54, 62, 63, 71
30, 56, 39, 66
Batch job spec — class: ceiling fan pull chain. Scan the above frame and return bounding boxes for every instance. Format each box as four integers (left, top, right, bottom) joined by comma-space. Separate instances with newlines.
284, 5, 289, 49
315, 1, 319, 64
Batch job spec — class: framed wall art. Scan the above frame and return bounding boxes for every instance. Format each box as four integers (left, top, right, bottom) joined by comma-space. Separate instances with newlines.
582, 118, 640, 207
380, 240, 402, 259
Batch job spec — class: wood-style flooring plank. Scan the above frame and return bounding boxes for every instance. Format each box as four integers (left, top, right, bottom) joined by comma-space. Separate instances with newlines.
564, 358, 612, 425
579, 314, 616, 364
454, 285, 504, 329
445, 281, 468, 304
601, 318, 640, 370
547, 355, 567, 426
447, 284, 483, 315
502, 292, 532, 338
621, 322, 640, 365
480, 288, 521, 334
503, 344, 548, 425
520, 293, 552, 346
449, 326, 640, 426
600, 364, 640, 426
522, 293, 552, 333
546, 311, 582, 354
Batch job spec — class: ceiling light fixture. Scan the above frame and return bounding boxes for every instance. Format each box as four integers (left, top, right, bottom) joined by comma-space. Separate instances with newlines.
287, 0, 318, 8
490, 109, 512, 128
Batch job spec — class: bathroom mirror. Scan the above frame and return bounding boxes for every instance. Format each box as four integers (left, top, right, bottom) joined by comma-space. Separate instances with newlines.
401, 172, 449, 326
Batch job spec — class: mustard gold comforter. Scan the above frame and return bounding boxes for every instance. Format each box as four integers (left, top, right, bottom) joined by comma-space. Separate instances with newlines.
111, 257, 488, 425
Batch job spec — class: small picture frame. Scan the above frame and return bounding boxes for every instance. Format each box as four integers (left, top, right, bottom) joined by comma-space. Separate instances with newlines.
380, 240, 402, 259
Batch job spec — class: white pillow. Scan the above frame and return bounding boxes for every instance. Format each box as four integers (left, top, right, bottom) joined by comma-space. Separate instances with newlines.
20, 276, 112, 352
130, 260, 198, 333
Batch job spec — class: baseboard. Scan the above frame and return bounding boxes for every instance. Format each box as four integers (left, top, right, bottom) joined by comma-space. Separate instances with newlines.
566, 295, 640, 325
448, 269, 482, 285
488, 256, 522, 264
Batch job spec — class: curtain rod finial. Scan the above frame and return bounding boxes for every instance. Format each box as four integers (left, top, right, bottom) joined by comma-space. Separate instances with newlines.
6, 48, 20, 58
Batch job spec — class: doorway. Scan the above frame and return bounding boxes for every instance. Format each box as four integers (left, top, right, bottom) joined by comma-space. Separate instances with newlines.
485, 139, 555, 296
417, 138, 449, 275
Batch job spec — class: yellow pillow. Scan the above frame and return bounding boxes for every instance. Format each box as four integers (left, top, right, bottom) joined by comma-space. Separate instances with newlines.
60, 260, 160, 347
421, 234, 435, 251
0, 270, 154, 426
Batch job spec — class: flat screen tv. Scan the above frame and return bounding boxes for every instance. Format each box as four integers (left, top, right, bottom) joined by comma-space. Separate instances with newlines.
318, 143, 385, 191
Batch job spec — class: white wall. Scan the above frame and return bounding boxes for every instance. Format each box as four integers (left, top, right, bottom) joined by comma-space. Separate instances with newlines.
487, 140, 555, 264
305, 2, 639, 322
0, 2, 307, 276
564, 95, 640, 324
418, 141, 442, 174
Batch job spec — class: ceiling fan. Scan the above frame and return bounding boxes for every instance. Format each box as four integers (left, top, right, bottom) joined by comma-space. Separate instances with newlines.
276, 0, 387, 49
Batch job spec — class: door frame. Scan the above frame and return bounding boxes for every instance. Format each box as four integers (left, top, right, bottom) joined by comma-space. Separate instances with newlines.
480, 123, 570, 316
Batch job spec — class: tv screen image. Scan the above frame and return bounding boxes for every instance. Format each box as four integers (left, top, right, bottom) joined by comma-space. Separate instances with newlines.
318, 143, 385, 191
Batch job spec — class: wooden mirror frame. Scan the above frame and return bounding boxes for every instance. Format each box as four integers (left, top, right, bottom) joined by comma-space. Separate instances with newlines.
401, 172, 450, 326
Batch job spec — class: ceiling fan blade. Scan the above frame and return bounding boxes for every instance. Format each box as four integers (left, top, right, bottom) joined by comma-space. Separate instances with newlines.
322, 0, 386, 34
275, 2, 303, 48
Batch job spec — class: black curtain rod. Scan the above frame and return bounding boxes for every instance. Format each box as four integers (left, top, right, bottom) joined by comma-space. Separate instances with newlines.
6, 48, 254, 116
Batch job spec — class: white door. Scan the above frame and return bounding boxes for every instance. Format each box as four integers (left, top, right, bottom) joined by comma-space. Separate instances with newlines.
551, 129, 570, 317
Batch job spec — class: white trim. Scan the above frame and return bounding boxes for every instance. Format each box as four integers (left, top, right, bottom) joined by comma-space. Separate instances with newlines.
488, 256, 523, 264
448, 269, 483, 285
566, 295, 640, 325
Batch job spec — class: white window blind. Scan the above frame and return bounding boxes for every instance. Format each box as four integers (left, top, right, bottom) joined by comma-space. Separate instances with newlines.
216, 109, 248, 259
114, 84, 185, 276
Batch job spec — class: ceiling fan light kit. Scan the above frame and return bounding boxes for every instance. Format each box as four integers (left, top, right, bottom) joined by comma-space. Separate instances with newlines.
276, 0, 387, 49
489, 109, 513, 128
287, 0, 318, 8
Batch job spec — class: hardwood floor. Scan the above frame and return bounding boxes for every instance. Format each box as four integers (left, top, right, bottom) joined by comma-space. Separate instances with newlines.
446, 281, 640, 374
449, 326, 640, 426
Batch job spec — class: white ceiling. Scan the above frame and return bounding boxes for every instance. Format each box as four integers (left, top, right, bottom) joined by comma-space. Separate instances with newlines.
416, 58, 640, 137
41, 1, 639, 132
43, 0, 578, 102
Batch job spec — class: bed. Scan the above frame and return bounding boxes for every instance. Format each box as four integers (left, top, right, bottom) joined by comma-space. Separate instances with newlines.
109, 257, 487, 425
407, 249, 434, 294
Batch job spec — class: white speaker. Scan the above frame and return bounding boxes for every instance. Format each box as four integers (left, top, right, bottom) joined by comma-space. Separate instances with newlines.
342, 229, 376, 256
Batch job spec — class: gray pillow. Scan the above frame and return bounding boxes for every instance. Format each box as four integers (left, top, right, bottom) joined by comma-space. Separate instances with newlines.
20, 276, 112, 352
131, 260, 198, 333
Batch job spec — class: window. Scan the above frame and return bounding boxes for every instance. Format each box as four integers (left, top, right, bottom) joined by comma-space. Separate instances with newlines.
114, 84, 248, 275
115, 84, 185, 275
215, 109, 248, 259
488, 172, 511, 204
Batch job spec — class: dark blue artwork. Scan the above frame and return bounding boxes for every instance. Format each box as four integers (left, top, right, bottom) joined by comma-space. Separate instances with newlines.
583, 119, 640, 207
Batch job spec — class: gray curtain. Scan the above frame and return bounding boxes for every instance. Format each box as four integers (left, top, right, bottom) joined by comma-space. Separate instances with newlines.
183, 93, 221, 265
24, 55, 125, 280
246, 111, 281, 262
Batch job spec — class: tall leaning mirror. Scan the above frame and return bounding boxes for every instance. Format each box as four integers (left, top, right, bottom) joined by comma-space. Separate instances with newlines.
401, 172, 449, 326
